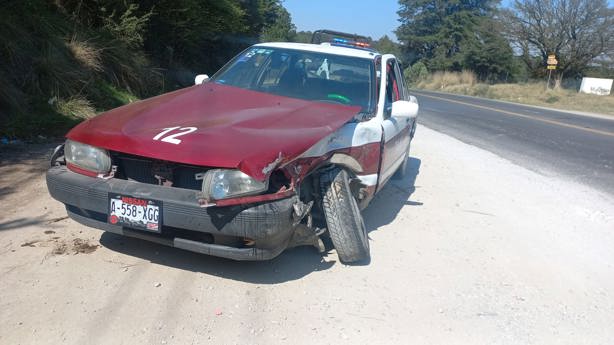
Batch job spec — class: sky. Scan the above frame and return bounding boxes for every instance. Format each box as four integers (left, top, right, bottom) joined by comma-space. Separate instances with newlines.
284, 0, 400, 40
284, 0, 614, 41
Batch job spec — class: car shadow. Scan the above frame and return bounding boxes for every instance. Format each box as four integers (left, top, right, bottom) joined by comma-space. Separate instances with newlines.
0, 216, 48, 231
98, 156, 422, 283
99, 232, 335, 284
0, 212, 68, 231
363, 157, 422, 233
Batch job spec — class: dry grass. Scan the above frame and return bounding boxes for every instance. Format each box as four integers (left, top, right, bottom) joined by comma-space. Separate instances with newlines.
488, 83, 614, 115
417, 71, 614, 116
54, 97, 97, 119
66, 38, 103, 72
419, 70, 477, 89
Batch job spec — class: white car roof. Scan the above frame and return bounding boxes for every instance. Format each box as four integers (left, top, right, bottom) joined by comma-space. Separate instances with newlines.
254, 42, 380, 60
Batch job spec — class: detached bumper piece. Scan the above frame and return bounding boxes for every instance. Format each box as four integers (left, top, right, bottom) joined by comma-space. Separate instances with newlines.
47, 166, 297, 260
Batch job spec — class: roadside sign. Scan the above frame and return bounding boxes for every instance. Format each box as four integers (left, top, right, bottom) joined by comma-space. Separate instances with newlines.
546, 54, 557, 89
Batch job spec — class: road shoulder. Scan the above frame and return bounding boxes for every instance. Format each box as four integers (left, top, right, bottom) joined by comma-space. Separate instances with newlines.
412, 89, 614, 121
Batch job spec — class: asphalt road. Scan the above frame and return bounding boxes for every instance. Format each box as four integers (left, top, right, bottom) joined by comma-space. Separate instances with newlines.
413, 90, 614, 196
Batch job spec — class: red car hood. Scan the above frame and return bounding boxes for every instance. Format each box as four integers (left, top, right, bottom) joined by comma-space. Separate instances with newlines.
67, 83, 360, 181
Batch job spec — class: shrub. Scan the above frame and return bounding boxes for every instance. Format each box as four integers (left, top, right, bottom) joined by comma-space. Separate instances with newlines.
101, 4, 152, 49
544, 95, 560, 104
404, 62, 429, 85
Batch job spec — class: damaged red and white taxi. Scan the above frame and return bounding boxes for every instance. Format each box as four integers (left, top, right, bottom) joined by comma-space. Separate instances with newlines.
46, 34, 418, 263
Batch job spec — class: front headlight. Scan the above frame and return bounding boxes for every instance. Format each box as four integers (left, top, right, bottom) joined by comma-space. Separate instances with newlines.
201, 169, 267, 200
65, 139, 111, 174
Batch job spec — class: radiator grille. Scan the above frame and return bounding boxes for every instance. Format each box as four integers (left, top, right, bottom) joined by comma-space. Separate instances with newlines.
111, 152, 207, 191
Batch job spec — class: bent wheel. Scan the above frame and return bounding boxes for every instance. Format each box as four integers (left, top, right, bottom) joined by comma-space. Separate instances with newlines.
320, 169, 370, 263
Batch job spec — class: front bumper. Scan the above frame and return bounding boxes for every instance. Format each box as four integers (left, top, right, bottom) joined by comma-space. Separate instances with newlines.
46, 165, 297, 260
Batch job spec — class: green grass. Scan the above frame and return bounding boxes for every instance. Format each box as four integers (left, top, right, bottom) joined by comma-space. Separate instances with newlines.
88, 80, 139, 111
2, 103, 81, 139
1, 82, 139, 140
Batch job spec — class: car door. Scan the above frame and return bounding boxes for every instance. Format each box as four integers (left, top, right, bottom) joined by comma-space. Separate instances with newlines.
377, 56, 412, 188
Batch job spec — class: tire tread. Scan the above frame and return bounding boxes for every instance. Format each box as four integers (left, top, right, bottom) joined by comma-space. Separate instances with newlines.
320, 169, 369, 263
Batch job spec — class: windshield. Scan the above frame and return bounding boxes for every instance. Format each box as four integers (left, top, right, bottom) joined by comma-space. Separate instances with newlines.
212, 47, 375, 111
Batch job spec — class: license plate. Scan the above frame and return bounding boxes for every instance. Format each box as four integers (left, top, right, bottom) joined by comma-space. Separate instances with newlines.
108, 194, 162, 232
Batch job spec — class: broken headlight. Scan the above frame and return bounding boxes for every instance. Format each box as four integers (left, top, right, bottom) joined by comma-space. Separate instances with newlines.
65, 139, 111, 174
201, 169, 267, 200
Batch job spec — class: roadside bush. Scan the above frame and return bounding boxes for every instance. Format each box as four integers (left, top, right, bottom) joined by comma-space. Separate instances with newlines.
98, 39, 162, 96
101, 4, 152, 50
404, 62, 429, 85
544, 95, 560, 104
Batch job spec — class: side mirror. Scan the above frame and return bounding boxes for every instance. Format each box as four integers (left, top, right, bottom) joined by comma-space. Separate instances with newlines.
391, 100, 418, 118
195, 74, 209, 85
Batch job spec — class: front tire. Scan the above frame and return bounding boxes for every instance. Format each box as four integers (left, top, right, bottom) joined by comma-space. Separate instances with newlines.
320, 169, 370, 263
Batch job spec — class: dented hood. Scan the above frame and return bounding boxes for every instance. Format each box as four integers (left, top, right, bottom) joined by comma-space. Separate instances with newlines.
67, 83, 360, 181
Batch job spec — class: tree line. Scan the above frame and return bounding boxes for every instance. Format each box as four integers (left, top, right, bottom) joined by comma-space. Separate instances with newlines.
395, 0, 613, 85
289, 1, 612, 86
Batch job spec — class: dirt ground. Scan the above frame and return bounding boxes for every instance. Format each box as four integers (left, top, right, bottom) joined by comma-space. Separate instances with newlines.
1, 125, 613, 345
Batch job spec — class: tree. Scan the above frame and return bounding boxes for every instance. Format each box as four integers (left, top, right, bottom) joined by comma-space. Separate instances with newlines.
242, 0, 296, 42
260, 3, 296, 42
396, 0, 499, 71
372, 35, 402, 58
463, 17, 518, 82
143, 0, 247, 71
293, 31, 313, 43
502, 0, 614, 80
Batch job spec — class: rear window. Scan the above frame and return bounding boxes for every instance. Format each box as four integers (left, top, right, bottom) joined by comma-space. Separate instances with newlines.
212, 47, 375, 111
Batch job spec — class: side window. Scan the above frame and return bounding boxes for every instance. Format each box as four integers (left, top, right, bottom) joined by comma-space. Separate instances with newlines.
385, 60, 401, 109
393, 60, 406, 100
